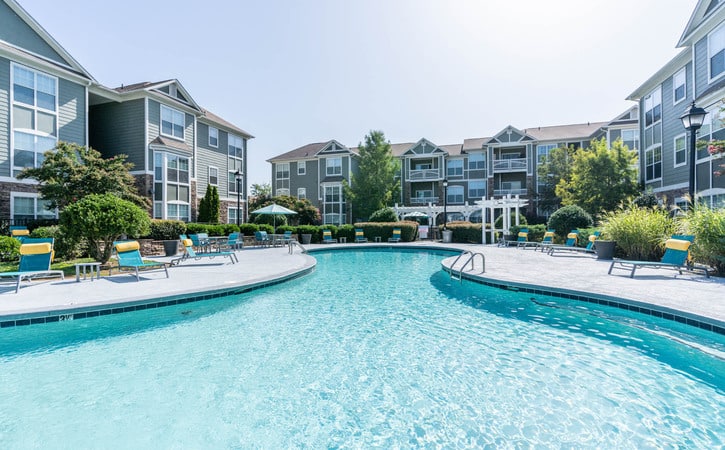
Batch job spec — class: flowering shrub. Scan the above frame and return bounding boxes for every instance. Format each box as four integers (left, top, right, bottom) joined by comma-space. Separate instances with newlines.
706, 140, 725, 176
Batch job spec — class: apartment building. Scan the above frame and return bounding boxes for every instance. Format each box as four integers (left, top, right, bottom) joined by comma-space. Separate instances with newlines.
628, 0, 725, 208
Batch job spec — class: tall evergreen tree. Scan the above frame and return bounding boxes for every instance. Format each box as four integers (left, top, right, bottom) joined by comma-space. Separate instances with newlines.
344, 130, 400, 221
209, 186, 220, 223
535, 146, 573, 215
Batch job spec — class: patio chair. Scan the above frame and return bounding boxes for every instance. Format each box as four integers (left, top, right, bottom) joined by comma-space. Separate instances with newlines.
532, 230, 556, 252
172, 239, 238, 265
110, 240, 169, 281
388, 228, 401, 243
280, 231, 293, 244
515, 228, 539, 249
608, 235, 708, 278
9, 226, 29, 242
0, 242, 64, 293
548, 231, 599, 256
546, 230, 579, 255
189, 233, 211, 252
218, 232, 244, 250
254, 231, 271, 247
354, 229, 368, 243
322, 230, 337, 244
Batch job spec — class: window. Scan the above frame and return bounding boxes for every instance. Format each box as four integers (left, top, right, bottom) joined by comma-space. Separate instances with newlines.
228, 134, 243, 159
447, 185, 464, 204
468, 152, 485, 170
673, 67, 686, 104
208, 166, 218, 186
621, 129, 639, 151
11, 64, 58, 176
11, 194, 56, 222
644, 88, 662, 129
227, 207, 239, 225
709, 22, 725, 80
160, 105, 185, 139
674, 134, 686, 167
536, 144, 557, 163
447, 159, 463, 177
297, 188, 306, 199
326, 157, 342, 176
469, 180, 486, 199
323, 185, 343, 225
153, 152, 190, 221
297, 161, 306, 175
645, 146, 662, 181
228, 171, 242, 195
208, 127, 218, 147
276, 163, 290, 195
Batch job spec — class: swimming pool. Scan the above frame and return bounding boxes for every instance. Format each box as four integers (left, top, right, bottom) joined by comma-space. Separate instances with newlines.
0, 248, 723, 448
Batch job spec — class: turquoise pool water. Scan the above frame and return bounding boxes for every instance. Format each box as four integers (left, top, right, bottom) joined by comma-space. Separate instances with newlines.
0, 249, 723, 448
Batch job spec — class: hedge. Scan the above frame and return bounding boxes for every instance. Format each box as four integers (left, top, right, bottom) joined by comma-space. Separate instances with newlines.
354, 221, 418, 242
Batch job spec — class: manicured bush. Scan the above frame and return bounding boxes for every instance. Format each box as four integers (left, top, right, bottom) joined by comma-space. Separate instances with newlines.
354, 221, 417, 242
221, 224, 240, 235
547, 205, 593, 238
0, 236, 21, 262
369, 207, 398, 223
148, 220, 186, 240
446, 221, 483, 244
60, 194, 151, 263
683, 204, 725, 276
600, 205, 676, 260
239, 223, 260, 236
30, 225, 84, 260
295, 225, 320, 243
336, 224, 355, 241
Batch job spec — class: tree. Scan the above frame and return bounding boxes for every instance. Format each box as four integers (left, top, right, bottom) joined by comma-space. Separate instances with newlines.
60, 194, 151, 263
17, 142, 148, 210
344, 130, 400, 221
251, 183, 272, 199
535, 146, 573, 214
197, 186, 211, 223
249, 195, 320, 225
556, 138, 639, 218
198, 185, 220, 223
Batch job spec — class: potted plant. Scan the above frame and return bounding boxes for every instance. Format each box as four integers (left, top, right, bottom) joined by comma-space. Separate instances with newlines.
595, 231, 616, 260
149, 220, 187, 256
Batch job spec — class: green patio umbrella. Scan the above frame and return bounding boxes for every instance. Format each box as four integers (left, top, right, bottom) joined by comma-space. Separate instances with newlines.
250, 203, 297, 229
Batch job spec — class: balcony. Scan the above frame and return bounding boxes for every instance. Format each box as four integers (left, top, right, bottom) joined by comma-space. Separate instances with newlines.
493, 188, 528, 196
492, 158, 527, 173
408, 169, 442, 181
410, 196, 439, 205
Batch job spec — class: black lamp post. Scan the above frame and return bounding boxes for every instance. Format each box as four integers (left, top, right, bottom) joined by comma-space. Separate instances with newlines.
679, 101, 707, 203
234, 169, 242, 227
442, 179, 448, 230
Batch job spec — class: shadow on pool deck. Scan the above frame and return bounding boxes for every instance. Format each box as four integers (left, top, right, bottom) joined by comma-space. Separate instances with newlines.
0, 242, 723, 328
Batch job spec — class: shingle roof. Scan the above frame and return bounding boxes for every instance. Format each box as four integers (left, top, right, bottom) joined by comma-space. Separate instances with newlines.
440, 143, 463, 156
149, 136, 192, 153
267, 142, 331, 162
200, 108, 254, 139
462, 137, 490, 151
114, 80, 174, 93
521, 122, 607, 141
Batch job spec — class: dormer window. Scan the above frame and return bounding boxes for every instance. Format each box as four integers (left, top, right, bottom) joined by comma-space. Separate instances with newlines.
161, 105, 184, 140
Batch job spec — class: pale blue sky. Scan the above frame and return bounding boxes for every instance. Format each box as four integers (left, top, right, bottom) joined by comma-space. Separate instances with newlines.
20, 0, 697, 187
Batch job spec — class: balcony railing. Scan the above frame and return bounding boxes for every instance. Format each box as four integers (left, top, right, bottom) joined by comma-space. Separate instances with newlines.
408, 169, 441, 181
493, 188, 528, 196
492, 158, 527, 172
410, 196, 439, 205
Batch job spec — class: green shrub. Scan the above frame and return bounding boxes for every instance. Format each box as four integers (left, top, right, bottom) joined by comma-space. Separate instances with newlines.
239, 223, 260, 236
369, 207, 398, 222
494, 212, 527, 231
295, 225, 320, 243
221, 224, 240, 235
30, 225, 84, 260
148, 220, 186, 240
600, 206, 676, 260
60, 193, 151, 263
683, 204, 725, 276
547, 205, 593, 238
0, 236, 21, 262
509, 224, 548, 243
336, 224, 355, 241
446, 221, 484, 244
354, 221, 417, 242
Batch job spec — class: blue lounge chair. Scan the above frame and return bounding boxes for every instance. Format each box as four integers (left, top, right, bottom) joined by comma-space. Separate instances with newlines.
111, 241, 169, 281
9, 226, 29, 242
218, 232, 244, 250
388, 228, 401, 243
608, 235, 707, 278
532, 230, 556, 252
548, 230, 599, 256
172, 239, 238, 265
322, 230, 337, 244
254, 231, 271, 247
0, 242, 64, 293
354, 229, 368, 243
516, 228, 540, 249
546, 230, 579, 255
189, 233, 211, 252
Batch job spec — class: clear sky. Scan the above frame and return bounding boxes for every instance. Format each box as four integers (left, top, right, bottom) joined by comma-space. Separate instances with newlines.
19, 0, 698, 188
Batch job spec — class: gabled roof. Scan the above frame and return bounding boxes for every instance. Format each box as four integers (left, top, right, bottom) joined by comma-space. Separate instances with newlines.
316, 139, 350, 155
388, 142, 416, 156
267, 142, 331, 163
113, 79, 202, 112
0, 0, 94, 82
149, 136, 192, 153
488, 125, 535, 144
627, 48, 691, 101
462, 137, 490, 151
678, 0, 725, 47
200, 108, 254, 139
522, 122, 607, 142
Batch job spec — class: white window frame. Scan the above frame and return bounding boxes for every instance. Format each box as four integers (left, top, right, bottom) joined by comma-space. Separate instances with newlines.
298, 160, 306, 175
227, 206, 240, 224
153, 151, 191, 221
673, 133, 687, 168
275, 163, 290, 196
297, 187, 306, 199
160, 104, 185, 140
644, 145, 662, 182
208, 166, 219, 186
673, 67, 686, 105
447, 159, 463, 177
326, 157, 342, 176
322, 184, 344, 225
468, 180, 486, 199
10, 192, 57, 222
228, 171, 243, 195
708, 21, 725, 82
621, 129, 640, 151
536, 144, 557, 164
447, 185, 464, 204
467, 152, 485, 170
10, 63, 58, 177
228, 134, 243, 160
208, 126, 218, 148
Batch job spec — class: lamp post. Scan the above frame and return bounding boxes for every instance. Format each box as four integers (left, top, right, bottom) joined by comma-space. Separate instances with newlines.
234, 169, 242, 227
442, 179, 448, 230
679, 101, 707, 203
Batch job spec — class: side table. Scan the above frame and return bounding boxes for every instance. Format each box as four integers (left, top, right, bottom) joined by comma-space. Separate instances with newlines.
75, 262, 102, 282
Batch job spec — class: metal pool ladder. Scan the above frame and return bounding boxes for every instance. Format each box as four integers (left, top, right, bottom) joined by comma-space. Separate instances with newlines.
449, 250, 485, 282
288, 240, 308, 254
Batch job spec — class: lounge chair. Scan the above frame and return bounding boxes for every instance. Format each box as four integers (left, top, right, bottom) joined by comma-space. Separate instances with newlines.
546, 230, 579, 255
254, 231, 271, 247
515, 229, 539, 249
548, 231, 599, 256
110, 241, 169, 281
172, 239, 238, 265
531, 230, 556, 252
9, 226, 29, 242
608, 235, 708, 278
322, 230, 337, 244
0, 242, 64, 293
354, 229, 368, 243
388, 228, 401, 243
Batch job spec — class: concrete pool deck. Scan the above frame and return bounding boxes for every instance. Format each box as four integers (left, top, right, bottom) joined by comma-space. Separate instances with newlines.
0, 242, 723, 329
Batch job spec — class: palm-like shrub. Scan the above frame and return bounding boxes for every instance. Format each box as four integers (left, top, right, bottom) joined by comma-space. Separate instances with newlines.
600, 205, 676, 260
